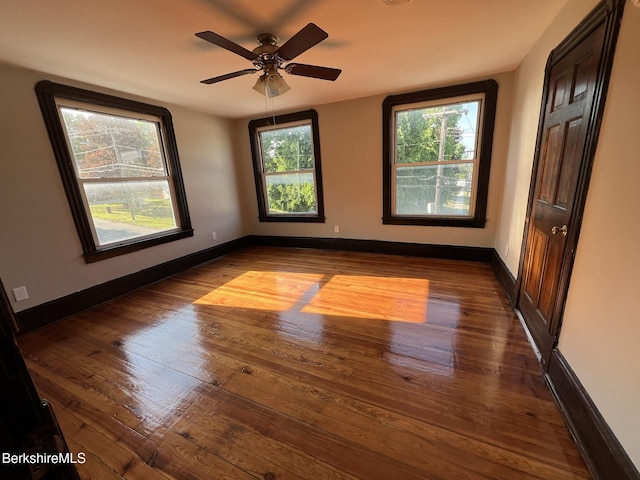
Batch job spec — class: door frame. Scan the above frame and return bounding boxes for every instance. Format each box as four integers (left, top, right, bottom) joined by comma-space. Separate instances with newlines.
515, 0, 625, 367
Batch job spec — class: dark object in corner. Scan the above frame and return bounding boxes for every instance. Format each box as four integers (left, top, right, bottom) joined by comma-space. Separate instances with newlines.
0, 278, 80, 479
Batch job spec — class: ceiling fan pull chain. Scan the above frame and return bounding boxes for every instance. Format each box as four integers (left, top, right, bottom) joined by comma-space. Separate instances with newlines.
271, 97, 277, 125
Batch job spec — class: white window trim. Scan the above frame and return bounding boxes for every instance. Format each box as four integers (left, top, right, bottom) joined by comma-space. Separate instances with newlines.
256, 119, 319, 216
390, 93, 485, 219
55, 100, 183, 247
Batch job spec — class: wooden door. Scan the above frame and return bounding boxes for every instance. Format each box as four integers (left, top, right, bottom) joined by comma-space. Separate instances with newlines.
518, 1, 624, 368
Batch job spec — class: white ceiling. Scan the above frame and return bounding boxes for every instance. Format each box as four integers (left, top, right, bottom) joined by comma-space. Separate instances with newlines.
0, 0, 567, 119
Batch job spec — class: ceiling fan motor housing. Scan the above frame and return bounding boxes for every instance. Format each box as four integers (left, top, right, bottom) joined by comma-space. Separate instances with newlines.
252, 34, 286, 73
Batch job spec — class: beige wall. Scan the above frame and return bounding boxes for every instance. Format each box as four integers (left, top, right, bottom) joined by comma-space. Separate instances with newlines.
560, 2, 640, 468
0, 64, 247, 312
235, 72, 514, 248
495, 0, 639, 469
494, 0, 601, 273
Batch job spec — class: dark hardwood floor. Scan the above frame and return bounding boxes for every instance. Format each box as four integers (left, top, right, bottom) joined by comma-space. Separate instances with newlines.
17, 247, 591, 479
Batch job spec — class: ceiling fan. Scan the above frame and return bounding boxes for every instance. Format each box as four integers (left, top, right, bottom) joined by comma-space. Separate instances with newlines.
195, 23, 342, 98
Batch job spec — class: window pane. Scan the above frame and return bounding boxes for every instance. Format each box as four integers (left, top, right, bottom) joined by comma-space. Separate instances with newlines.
395, 163, 473, 216
84, 180, 177, 245
265, 172, 317, 214
259, 125, 313, 173
60, 107, 166, 179
395, 100, 479, 164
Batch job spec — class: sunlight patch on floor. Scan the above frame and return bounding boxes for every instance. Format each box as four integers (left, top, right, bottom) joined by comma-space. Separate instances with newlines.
194, 271, 324, 311
195, 271, 429, 323
302, 275, 429, 323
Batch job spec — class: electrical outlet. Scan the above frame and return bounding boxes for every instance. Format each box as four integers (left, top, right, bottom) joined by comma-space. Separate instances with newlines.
212, 232, 217, 240
505, 243, 509, 258
334, 225, 340, 233
13, 286, 29, 302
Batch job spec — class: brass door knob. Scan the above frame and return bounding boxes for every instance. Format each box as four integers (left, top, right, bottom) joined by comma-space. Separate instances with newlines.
551, 224, 568, 236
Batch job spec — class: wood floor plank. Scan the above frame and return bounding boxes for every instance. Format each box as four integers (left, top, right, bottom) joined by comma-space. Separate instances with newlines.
65, 437, 125, 480
175, 397, 359, 480
182, 330, 584, 473
47, 398, 169, 480
18, 247, 591, 479
150, 430, 257, 480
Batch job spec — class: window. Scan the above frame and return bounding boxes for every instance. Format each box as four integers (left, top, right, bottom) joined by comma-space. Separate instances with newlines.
36, 81, 192, 262
383, 80, 498, 227
248, 110, 325, 222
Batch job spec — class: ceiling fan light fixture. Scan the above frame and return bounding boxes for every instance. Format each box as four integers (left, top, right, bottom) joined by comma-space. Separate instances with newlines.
266, 71, 290, 97
252, 71, 290, 98
252, 75, 267, 95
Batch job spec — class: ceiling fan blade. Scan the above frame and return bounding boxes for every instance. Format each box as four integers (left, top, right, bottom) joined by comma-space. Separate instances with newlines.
285, 63, 342, 81
276, 23, 328, 61
195, 31, 258, 60
200, 68, 259, 85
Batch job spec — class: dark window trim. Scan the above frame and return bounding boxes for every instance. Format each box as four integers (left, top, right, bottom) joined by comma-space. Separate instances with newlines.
248, 109, 325, 223
35, 80, 193, 263
382, 79, 498, 228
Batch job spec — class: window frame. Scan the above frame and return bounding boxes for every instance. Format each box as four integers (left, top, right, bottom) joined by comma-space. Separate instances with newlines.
248, 109, 325, 223
36, 80, 193, 262
382, 80, 498, 228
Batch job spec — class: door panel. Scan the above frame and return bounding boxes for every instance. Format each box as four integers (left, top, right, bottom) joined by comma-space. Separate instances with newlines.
539, 124, 562, 204
556, 118, 583, 208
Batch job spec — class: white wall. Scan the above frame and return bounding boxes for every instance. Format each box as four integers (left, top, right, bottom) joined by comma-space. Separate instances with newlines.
235, 72, 514, 248
0, 64, 247, 312
495, 0, 639, 469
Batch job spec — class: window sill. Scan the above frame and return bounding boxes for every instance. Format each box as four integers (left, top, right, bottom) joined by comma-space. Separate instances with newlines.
382, 216, 486, 228
84, 228, 194, 263
258, 215, 326, 223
